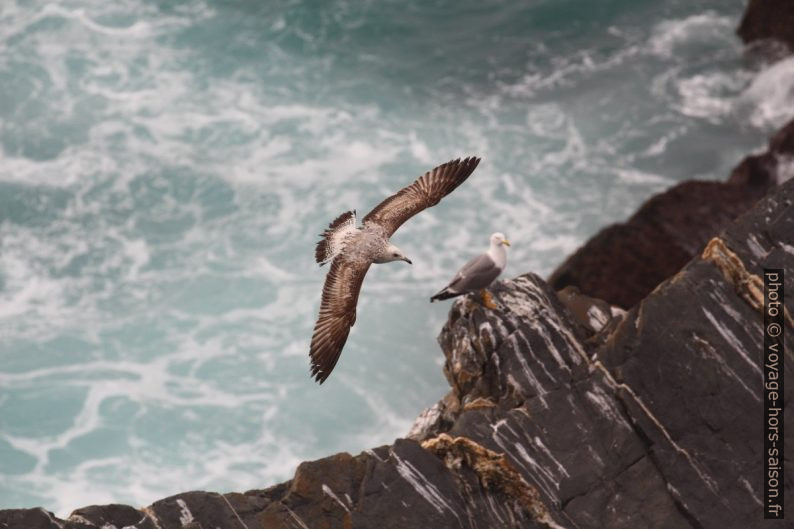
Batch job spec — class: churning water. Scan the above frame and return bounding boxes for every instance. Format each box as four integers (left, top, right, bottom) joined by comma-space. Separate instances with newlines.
1, 0, 792, 514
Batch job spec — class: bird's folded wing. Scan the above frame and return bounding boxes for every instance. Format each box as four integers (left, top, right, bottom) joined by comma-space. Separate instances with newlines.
309, 256, 371, 383
447, 253, 501, 292
362, 157, 480, 237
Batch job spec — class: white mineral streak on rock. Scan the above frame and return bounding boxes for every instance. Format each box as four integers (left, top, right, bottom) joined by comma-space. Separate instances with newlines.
692, 336, 760, 401
507, 371, 551, 409
67, 515, 92, 526
540, 514, 571, 529
547, 314, 589, 366
514, 442, 560, 496
478, 320, 496, 349
610, 306, 627, 318
592, 360, 720, 493
585, 386, 633, 431
322, 484, 351, 512
530, 280, 589, 365
491, 421, 559, 501
740, 478, 763, 506
220, 493, 249, 529
665, 483, 703, 523
586, 444, 604, 467
507, 333, 547, 395
497, 280, 538, 321
702, 307, 763, 376
500, 417, 522, 438
745, 234, 767, 259
533, 436, 570, 478
485, 494, 507, 525
66, 515, 92, 526
586, 304, 609, 331
365, 448, 385, 462
175, 499, 193, 527
141, 507, 164, 529
533, 318, 578, 369
285, 507, 311, 529
490, 349, 502, 381
489, 315, 511, 345
515, 330, 559, 385
710, 285, 749, 327
493, 278, 588, 368
390, 449, 461, 524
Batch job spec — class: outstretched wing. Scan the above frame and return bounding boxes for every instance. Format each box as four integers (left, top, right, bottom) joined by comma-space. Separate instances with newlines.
362, 157, 480, 237
309, 256, 371, 383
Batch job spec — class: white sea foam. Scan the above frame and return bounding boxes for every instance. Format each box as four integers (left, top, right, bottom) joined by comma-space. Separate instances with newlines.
614, 168, 670, 186
776, 155, 794, 183
0, 0, 777, 516
674, 72, 747, 122
648, 12, 735, 58
740, 56, 794, 129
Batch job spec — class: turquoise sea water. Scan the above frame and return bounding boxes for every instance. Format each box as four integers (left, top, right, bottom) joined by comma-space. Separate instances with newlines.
1, 0, 792, 514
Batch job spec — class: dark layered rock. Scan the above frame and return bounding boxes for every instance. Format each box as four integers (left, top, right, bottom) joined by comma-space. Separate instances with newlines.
0, 509, 68, 529
547, 117, 793, 309
3, 178, 791, 528
738, 0, 794, 50
730, 118, 794, 188
418, 177, 794, 528
555, 285, 616, 334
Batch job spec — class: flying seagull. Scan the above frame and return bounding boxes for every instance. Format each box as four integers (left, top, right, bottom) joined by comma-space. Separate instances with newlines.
310, 157, 481, 383
430, 232, 510, 308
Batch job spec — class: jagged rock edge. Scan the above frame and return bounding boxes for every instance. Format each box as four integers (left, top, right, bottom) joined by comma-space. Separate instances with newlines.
702, 237, 794, 328
433, 275, 724, 525
421, 433, 566, 529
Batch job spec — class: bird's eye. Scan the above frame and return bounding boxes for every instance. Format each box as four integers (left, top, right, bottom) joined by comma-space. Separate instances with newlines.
393, 253, 399, 257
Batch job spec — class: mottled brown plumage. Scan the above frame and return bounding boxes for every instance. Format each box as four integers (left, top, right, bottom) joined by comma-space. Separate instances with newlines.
362, 157, 481, 237
310, 157, 480, 383
315, 210, 356, 266
310, 257, 370, 382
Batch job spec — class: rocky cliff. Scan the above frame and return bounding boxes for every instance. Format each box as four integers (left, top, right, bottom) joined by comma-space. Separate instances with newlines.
547, 117, 793, 309
3, 160, 793, 529
3, 2, 794, 528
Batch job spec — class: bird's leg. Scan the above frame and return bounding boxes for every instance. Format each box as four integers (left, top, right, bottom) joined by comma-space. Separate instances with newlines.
480, 289, 498, 309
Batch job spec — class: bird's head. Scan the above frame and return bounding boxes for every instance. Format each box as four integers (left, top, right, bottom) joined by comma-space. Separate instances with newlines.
490, 232, 511, 247
376, 243, 412, 264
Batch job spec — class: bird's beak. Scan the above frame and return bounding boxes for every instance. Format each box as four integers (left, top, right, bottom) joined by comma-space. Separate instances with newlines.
404, 257, 413, 264
502, 239, 511, 247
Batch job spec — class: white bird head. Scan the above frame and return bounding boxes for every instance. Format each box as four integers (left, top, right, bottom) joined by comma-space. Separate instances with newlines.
375, 243, 413, 264
490, 232, 511, 247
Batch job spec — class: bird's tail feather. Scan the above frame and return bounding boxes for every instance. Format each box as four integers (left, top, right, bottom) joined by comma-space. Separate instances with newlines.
430, 287, 462, 302
315, 210, 356, 265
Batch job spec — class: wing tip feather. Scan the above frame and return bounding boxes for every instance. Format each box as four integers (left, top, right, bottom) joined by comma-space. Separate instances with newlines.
361, 155, 481, 234
309, 258, 368, 384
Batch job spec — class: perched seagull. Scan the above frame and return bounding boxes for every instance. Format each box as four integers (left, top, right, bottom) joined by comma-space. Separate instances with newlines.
310, 157, 481, 383
430, 232, 510, 308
